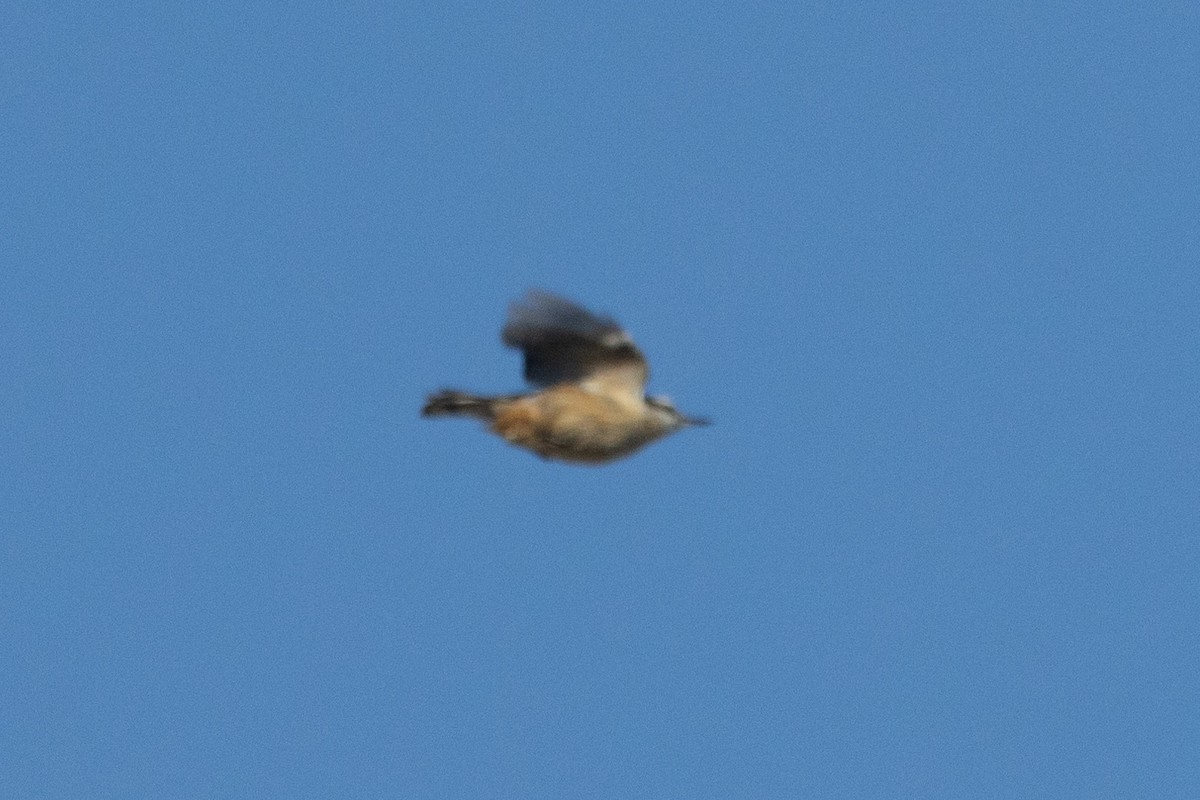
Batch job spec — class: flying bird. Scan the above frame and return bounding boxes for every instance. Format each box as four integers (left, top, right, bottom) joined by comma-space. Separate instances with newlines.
422, 291, 708, 464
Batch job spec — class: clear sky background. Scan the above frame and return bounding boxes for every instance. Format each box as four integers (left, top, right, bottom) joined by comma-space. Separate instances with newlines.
4, 3, 1198, 798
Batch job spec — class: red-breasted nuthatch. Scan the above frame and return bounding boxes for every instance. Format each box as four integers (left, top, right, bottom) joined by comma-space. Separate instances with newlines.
423, 291, 708, 464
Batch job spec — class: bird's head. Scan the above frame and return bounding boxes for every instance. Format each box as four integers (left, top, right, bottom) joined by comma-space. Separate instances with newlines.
646, 394, 710, 429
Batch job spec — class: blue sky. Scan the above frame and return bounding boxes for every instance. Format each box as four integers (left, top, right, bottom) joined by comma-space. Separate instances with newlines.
4, 2, 1198, 797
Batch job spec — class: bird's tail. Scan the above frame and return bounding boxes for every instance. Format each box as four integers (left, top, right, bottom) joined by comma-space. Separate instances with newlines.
421, 390, 500, 420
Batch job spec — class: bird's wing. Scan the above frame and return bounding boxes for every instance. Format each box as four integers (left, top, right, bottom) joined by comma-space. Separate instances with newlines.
501, 291, 648, 406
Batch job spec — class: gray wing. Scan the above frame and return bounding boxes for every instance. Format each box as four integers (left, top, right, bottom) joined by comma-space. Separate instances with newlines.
501, 291, 649, 404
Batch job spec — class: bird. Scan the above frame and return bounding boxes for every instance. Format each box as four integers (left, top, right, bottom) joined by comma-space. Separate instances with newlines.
422, 291, 709, 464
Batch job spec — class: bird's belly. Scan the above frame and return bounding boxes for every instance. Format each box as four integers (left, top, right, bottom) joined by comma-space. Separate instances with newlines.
491, 395, 654, 464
